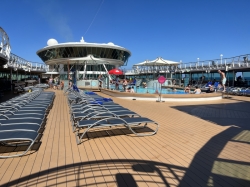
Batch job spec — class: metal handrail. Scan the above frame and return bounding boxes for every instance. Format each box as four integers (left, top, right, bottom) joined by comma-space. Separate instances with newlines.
128, 54, 250, 74
4, 53, 48, 72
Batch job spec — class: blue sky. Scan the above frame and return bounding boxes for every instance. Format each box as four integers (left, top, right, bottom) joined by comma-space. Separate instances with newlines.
1, 0, 250, 69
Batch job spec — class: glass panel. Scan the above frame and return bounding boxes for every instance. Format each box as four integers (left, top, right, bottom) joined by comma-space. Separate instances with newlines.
65, 47, 72, 57
105, 48, 112, 59
92, 47, 97, 57
100, 48, 106, 58
86, 47, 92, 55
119, 50, 124, 61
72, 47, 79, 57
82, 47, 87, 57
111, 49, 118, 59
61, 47, 68, 58
95, 47, 101, 58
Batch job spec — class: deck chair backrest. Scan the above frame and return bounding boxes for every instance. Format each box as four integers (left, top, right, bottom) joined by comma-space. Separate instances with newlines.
214, 82, 219, 88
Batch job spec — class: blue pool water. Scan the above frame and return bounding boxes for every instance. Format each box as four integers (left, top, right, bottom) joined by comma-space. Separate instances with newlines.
110, 85, 186, 94
135, 87, 186, 94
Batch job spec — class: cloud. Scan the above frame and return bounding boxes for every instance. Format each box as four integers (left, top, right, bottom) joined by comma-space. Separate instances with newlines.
48, 14, 74, 42
36, 1, 74, 42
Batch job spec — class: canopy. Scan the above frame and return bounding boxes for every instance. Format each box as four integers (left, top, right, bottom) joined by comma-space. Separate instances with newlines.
133, 60, 150, 66
69, 54, 109, 65
108, 68, 123, 75
69, 54, 112, 80
147, 57, 180, 66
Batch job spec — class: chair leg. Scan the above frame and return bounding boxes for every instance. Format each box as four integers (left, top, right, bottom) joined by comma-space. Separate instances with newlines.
0, 134, 40, 159
127, 122, 159, 136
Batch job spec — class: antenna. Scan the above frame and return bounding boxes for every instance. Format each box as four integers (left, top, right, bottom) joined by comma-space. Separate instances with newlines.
84, 0, 105, 36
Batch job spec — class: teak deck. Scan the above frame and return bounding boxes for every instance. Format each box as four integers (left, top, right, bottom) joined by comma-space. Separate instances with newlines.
0, 90, 250, 187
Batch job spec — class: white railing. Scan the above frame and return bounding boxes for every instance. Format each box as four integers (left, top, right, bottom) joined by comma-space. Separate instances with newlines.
127, 54, 250, 74
0, 27, 11, 61
3, 53, 48, 72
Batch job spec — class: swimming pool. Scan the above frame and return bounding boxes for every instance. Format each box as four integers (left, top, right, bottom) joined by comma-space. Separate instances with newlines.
110, 85, 186, 94
135, 87, 186, 94
101, 88, 222, 102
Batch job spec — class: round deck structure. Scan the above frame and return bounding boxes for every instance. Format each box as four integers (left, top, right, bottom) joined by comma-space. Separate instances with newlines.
36, 37, 131, 82
37, 37, 131, 66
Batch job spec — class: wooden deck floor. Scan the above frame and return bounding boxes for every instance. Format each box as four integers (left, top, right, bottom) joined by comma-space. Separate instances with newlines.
0, 90, 250, 187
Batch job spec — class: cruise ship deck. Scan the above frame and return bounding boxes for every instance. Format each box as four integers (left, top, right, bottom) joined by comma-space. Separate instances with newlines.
0, 90, 250, 186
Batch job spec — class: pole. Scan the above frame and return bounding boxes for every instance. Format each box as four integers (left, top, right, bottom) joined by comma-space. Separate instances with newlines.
233, 70, 235, 87
10, 68, 12, 91
227, 70, 229, 98
156, 83, 164, 102
67, 61, 70, 80
102, 64, 112, 80
83, 61, 87, 79
190, 71, 191, 85
160, 84, 162, 102
223, 66, 230, 99
220, 54, 223, 65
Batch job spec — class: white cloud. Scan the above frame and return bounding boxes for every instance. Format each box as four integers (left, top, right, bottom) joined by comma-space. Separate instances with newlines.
37, 1, 74, 42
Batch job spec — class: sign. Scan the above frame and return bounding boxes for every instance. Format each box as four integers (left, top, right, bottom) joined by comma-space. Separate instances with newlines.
158, 76, 166, 84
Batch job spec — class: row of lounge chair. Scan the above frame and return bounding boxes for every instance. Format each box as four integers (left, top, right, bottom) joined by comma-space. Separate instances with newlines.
19, 83, 49, 92
225, 87, 250, 96
0, 89, 55, 158
66, 89, 159, 144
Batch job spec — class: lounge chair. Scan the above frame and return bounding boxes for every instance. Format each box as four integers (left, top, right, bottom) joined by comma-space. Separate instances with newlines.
204, 81, 212, 88
74, 115, 159, 144
70, 105, 127, 113
0, 113, 46, 121
0, 124, 41, 132
0, 118, 44, 126
0, 131, 40, 158
70, 102, 119, 109
72, 110, 141, 124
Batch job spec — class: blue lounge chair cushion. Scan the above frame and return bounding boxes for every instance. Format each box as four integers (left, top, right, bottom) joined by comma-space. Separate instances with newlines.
90, 101, 103, 105
0, 119, 43, 125
0, 124, 40, 132
107, 117, 154, 125
0, 131, 38, 141
103, 98, 113, 102
85, 92, 96, 95
77, 119, 109, 128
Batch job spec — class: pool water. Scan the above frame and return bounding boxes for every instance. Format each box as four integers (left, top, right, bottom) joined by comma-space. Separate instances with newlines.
135, 87, 186, 94
109, 85, 186, 94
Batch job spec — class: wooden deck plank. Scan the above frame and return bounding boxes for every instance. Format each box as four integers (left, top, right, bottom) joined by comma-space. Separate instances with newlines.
6, 148, 31, 187
110, 128, 174, 187
87, 131, 116, 187
59, 93, 79, 187
0, 91, 250, 187
98, 129, 155, 187
93, 130, 130, 186
0, 146, 24, 186
46, 94, 65, 186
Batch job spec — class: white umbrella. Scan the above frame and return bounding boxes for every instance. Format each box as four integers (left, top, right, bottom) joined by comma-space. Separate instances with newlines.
133, 60, 150, 66
69, 55, 111, 80
147, 57, 180, 66
69, 54, 109, 65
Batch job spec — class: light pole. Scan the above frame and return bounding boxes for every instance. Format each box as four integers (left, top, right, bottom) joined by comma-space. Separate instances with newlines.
220, 54, 223, 65
197, 58, 199, 67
